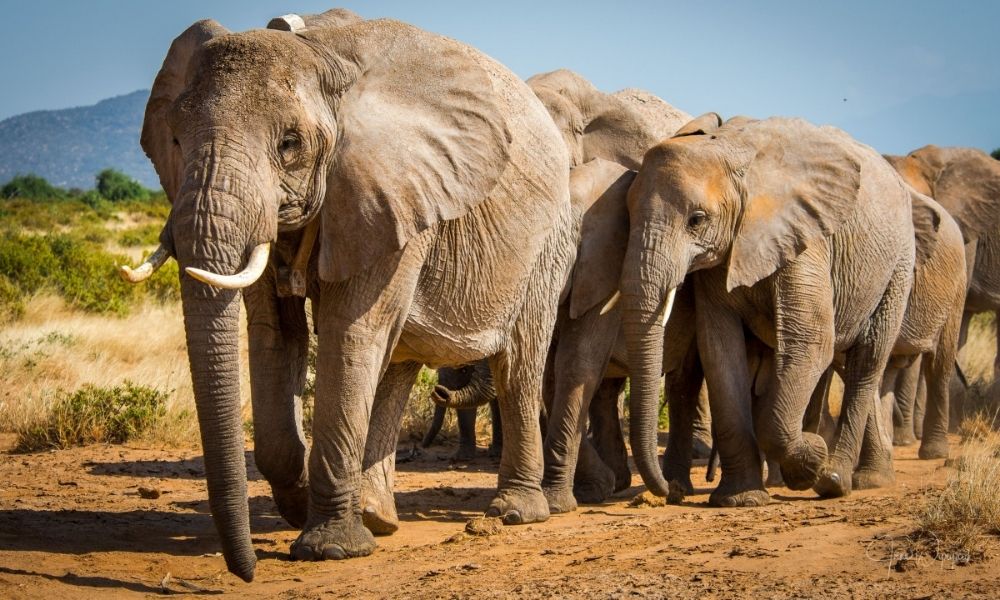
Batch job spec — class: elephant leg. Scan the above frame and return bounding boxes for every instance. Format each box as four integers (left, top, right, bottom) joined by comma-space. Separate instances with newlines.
853, 367, 898, 490
913, 371, 927, 439
361, 361, 422, 535
488, 398, 503, 458
691, 385, 713, 460
541, 310, 618, 513
572, 437, 617, 504
244, 271, 310, 529
753, 266, 834, 494
802, 367, 833, 435
994, 309, 1000, 383
814, 261, 909, 498
891, 357, 921, 446
695, 293, 768, 507
662, 341, 704, 499
588, 377, 630, 493
454, 407, 479, 461
291, 247, 423, 562
919, 306, 962, 459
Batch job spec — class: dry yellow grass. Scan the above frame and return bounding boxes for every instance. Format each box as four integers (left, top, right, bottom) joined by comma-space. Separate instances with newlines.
0, 294, 250, 446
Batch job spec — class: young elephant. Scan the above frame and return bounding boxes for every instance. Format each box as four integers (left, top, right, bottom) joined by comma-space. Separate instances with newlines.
623, 117, 915, 506
423, 363, 502, 460
122, 16, 575, 581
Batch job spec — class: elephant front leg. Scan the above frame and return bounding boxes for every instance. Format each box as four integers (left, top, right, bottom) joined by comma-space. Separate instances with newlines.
588, 377, 630, 493
661, 340, 704, 500
488, 399, 503, 458
244, 274, 310, 529
541, 310, 618, 513
455, 407, 480, 461
695, 294, 768, 507
361, 361, 422, 535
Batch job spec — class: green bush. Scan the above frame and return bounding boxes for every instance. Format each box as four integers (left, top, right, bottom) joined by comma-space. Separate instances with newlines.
118, 223, 163, 247
15, 381, 169, 451
991, 148, 1000, 160
1, 174, 67, 200
0, 274, 24, 322
95, 169, 150, 202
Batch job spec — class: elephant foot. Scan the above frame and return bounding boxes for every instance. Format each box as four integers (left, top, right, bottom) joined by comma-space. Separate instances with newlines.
272, 482, 309, 529
572, 457, 617, 505
708, 476, 769, 508
813, 460, 853, 498
542, 485, 578, 514
852, 467, 896, 490
662, 460, 694, 498
667, 479, 689, 505
918, 438, 949, 460
486, 488, 550, 525
612, 462, 632, 493
779, 432, 828, 491
291, 514, 376, 561
452, 444, 478, 462
361, 499, 399, 536
488, 442, 502, 459
893, 426, 917, 447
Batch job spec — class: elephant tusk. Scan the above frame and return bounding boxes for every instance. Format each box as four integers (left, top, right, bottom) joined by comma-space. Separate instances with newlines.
599, 290, 622, 315
186, 243, 271, 289
658, 287, 677, 328
119, 244, 170, 283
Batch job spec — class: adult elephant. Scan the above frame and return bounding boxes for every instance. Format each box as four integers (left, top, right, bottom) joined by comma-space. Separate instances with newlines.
884, 146, 1000, 439
435, 74, 695, 507
120, 16, 575, 581
622, 117, 916, 506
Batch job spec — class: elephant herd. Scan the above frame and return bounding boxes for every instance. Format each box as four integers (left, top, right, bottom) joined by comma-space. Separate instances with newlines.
116, 9, 1000, 582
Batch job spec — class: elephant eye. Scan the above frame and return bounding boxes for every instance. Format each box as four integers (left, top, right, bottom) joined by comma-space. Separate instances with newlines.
277, 131, 303, 164
687, 210, 707, 229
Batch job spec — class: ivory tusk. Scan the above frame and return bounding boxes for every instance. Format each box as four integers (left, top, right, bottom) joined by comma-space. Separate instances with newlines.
119, 244, 170, 283
186, 243, 271, 289
658, 287, 677, 328
266, 14, 306, 31
599, 290, 622, 315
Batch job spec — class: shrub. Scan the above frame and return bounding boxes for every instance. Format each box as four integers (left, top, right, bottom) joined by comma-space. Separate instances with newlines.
95, 168, 150, 202
913, 421, 1000, 563
15, 381, 169, 451
0, 274, 24, 323
992, 148, 1000, 161
118, 223, 163, 247
1, 174, 67, 200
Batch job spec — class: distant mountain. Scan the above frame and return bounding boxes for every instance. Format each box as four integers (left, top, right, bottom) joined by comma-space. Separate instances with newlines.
0, 90, 157, 190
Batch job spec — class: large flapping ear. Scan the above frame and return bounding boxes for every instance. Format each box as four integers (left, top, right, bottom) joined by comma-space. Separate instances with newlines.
909, 188, 945, 268
309, 21, 512, 282
726, 119, 862, 291
673, 112, 723, 137
927, 147, 1000, 243
611, 88, 691, 140
141, 20, 229, 202
567, 159, 634, 319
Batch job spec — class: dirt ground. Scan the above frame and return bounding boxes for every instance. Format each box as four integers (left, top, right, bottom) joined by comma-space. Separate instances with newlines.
0, 433, 996, 599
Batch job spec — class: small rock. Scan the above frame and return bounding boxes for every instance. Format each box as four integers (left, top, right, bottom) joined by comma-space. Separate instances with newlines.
628, 491, 666, 508
464, 516, 503, 536
138, 487, 161, 499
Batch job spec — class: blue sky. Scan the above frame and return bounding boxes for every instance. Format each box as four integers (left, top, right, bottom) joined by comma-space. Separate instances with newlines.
2, 1, 998, 154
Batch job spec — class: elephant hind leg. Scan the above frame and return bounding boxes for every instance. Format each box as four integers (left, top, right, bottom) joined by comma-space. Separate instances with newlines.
891, 357, 921, 446
853, 367, 898, 490
589, 377, 630, 493
361, 361, 422, 535
919, 305, 963, 460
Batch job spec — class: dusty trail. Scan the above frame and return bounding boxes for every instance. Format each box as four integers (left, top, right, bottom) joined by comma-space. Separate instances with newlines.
0, 434, 995, 599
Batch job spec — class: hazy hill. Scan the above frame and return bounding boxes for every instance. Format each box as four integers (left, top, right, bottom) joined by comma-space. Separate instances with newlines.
0, 90, 157, 190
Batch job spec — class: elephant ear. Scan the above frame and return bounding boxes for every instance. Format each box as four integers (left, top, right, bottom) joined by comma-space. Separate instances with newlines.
726, 120, 862, 291
567, 159, 634, 319
910, 189, 944, 268
929, 148, 1000, 243
673, 112, 722, 138
311, 21, 512, 281
140, 20, 229, 202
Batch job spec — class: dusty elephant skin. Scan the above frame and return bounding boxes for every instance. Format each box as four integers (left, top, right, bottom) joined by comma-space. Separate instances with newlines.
129, 14, 575, 582
885, 146, 1000, 442
623, 117, 917, 507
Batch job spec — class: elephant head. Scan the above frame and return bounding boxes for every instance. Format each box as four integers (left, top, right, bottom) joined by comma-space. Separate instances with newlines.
123, 18, 513, 581
527, 69, 689, 169
885, 145, 1000, 243
432, 362, 497, 409
621, 117, 862, 495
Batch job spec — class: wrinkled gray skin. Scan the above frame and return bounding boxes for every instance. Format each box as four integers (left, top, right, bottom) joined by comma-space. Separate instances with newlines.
885, 146, 1000, 441
139, 15, 574, 581
624, 117, 916, 506
423, 363, 502, 460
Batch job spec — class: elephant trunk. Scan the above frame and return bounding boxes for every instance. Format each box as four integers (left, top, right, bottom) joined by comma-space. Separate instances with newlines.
422, 404, 448, 447
172, 179, 269, 582
622, 224, 682, 497
431, 362, 496, 409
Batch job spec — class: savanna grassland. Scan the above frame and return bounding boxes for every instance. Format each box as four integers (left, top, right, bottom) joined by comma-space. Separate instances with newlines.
1, 176, 999, 598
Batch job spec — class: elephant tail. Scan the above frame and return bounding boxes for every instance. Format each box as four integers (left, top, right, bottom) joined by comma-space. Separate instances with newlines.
422, 404, 448, 447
